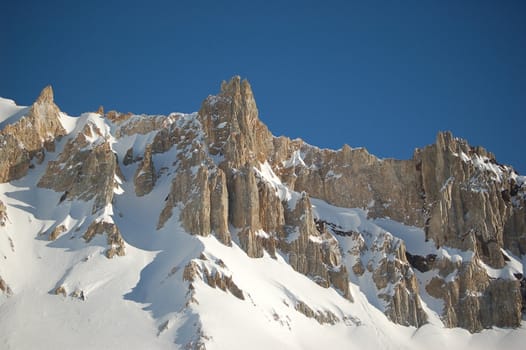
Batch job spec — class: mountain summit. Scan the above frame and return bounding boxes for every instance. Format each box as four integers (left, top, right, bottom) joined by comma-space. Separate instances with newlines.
0, 77, 525, 349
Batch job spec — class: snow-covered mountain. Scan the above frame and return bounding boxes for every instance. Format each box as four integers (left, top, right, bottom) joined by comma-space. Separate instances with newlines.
0, 77, 525, 349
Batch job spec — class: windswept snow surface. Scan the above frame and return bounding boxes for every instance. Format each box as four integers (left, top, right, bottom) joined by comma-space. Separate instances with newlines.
0, 101, 525, 349
0, 97, 29, 129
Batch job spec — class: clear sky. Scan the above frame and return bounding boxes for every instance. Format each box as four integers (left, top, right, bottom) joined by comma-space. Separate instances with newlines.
1, 0, 525, 173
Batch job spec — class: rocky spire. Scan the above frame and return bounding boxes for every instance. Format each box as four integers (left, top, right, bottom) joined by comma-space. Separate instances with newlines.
35, 85, 54, 104
198, 76, 274, 168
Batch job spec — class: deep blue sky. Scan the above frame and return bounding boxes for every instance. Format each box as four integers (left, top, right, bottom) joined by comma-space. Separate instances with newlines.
1, 0, 525, 173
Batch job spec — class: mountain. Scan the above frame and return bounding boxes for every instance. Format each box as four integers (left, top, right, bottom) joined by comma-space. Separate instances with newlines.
0, 77, 525, 349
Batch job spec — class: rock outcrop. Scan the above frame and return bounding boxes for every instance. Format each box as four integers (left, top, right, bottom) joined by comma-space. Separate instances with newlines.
416, 132, 525, 266
0, 200, 7, 226
328, 221, 427, 327
37, 119, 121, 214
0, 86, 67, 182
134, 144, 156, 196
425, 256, 522, 332
83, 220, 125, 258
198, 76, 274, 169
48, 224, 67, 241
410, 133, 525, 330
295, 300, 340, 325
153, 112, 233, 246
283, 193, 352, 300
183, 259, 244, 300
0, 275, 12, 296
277, 143, 425, 227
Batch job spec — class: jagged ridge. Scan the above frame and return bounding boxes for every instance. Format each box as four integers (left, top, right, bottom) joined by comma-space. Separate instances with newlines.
0, 77, 525, 349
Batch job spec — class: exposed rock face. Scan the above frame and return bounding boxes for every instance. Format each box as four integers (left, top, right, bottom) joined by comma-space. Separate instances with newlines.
37, 120, 121, 214
425, 257, 522, 332
272, 128, 525, 330
0, 134, 29, 182
123, 147, 134, 165
295, 300, 340, 325
83, 220, 125, 258
0, 200, 7, 226
114, 112, 179, 138
154, 113, 232, 246
198, 76, 273, 169
416, 132, 525, 267
331, 223, 427, 327
202, 266, 244, 300
182, 259, 244, 300
134, 144, 156, 196
0, 275, 12, 296
49, 224, 67, 241
371, 240, 427, 327
283, 193, 352, 300
54, 285, 67, 297
208, 169, 231, 245
228, 165, 264, 257
278, 143, 425, 227
0, 86, 67, 182
183, 261, 201, 283
105, 110, 133, 124
407, 133, 525, 331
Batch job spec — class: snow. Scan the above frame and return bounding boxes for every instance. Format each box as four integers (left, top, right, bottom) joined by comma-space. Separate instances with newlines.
255, 229, 270, 239
479, 252, 522, 280
460, 151, 471, 163
472, 155, 504, 182
415, 269, 446, 317
441, 176, 455, 192
373, 218, 434, 254
282, 150, 306, 168
254, 161, 294, 203
0, 181, 168, 349
58, 112, 79, 133
0, 97, 30, 129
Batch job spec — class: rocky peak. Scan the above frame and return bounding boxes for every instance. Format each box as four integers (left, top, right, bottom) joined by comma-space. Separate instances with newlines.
35, 85, 54, 105
0, 85, 67, 182
198, 76, 273, 168
218, 76, 256, 108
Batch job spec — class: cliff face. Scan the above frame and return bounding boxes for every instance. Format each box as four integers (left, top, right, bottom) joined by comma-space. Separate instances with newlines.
0, 86, 66, 182
269, 117, 525, 331
0, 77, 524, 335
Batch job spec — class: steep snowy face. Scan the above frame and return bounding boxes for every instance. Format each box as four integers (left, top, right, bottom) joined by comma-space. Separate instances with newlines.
0, 77, 525, 349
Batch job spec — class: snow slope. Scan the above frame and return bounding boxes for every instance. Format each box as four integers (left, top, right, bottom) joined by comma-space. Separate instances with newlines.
0, 97, 29, 129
